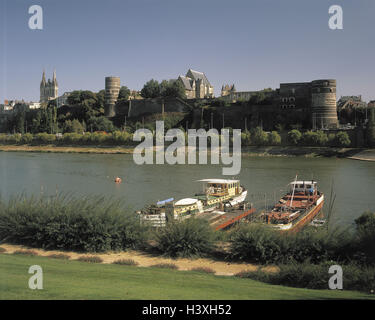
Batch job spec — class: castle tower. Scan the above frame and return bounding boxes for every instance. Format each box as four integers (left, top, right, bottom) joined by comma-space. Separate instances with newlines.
311, 79, 338, 128
105, 76, 121, 117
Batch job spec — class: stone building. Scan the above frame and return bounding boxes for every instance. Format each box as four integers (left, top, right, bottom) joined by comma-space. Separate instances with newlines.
221, 84, 236, 96
177, 69, 214, 99
337, 95, 367, 110
221, 79, 338, 128
40, 70, 58, 103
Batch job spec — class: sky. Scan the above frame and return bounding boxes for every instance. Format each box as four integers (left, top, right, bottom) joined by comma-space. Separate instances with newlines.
0, 0, 374, 103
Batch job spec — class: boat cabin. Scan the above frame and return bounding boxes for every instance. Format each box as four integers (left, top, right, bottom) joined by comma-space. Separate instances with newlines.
198, 179, 240, 197
290, 180, 317, 195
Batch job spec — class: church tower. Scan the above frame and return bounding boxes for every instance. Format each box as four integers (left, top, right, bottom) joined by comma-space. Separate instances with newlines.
40, 70, 58, 103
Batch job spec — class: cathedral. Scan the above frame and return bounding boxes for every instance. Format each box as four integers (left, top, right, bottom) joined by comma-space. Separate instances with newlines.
40, 70, 58, 103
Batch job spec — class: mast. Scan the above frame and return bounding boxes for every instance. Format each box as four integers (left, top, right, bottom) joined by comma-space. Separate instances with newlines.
290, 174, 298, 208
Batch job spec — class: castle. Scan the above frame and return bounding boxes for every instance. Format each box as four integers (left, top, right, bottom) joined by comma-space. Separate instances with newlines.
40, 70, 58, 103
177, 69, 214, 99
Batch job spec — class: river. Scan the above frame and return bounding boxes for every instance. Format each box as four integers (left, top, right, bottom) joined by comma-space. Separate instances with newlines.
0, 152, 374, 228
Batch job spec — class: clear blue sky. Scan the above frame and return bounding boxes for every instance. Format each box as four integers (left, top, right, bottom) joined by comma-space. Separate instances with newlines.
1, 0, 374, 103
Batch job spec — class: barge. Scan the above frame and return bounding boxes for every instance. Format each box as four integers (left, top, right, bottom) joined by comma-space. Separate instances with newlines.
138, 179, 253, 229
262, 178, 324, 232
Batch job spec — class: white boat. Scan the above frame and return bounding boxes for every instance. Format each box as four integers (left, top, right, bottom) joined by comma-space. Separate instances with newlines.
139, 178, 248, 227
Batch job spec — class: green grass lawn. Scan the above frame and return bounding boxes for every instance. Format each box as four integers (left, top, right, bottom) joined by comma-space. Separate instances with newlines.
0, 254, 373, 300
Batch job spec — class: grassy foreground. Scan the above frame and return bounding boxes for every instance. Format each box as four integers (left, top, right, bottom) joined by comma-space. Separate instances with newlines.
0, 254, 373, 300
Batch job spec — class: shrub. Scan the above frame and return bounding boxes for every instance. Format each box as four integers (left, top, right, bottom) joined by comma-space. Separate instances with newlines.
0, 247, 6, 253
302, 130, 328, 146
251, 127, 268, 146
112, 258, 138, 266
229, 224, 354, 264
13, 250, 38, 256
190, 267, 215, 274
268, 131, 281, 146
287, 129, 302, 145
21, 133, 33, 144
0, 194, 148, 252
63, 119, 85, 133
47, 253, 70, 260
155, 218, 215, 258
150, 263, 178, 269
355, 212, 375, 264
334, 131, 351, 147
34, 133, 56, 144
62, 133, 83, 144
77, 256, 103, 263
229, 225, 286, 264
236, 262, 375, 293
241, 132, 251, 146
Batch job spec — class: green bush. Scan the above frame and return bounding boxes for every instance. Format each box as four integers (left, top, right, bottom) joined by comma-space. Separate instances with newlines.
21, 133, 33, 144
355, 212, 375, 264
241, 131, 251, 146
229, 224, 354, 264
0, 247, 6, 253
155, 218, 215, 258
328, 132, 351, 147
268, 131, 281, 146
287, 129, 302, 145
251, 127, 268, 146
302, 130, 328, 146
34, 133, 56, 144
0, 194, 148, 252
229, 225, 286, 263
236, 262, 375, 293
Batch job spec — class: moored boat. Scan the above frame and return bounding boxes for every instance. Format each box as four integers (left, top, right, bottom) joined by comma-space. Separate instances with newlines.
262, 177, 324, 232
138, 178, 251, 228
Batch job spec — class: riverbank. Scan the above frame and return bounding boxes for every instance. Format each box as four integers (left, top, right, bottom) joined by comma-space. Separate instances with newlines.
0, 243, 272, 276
0, 144, 372, 159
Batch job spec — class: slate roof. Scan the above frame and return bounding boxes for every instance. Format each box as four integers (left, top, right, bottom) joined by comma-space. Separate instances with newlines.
186, 69, 212, 87
178, 76, 193, 90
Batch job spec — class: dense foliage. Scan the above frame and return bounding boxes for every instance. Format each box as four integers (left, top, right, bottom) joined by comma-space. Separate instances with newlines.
228, 224, 361, 265
236, 262, 375, 293
154, 218, 215, 258
0, 195, 147, 252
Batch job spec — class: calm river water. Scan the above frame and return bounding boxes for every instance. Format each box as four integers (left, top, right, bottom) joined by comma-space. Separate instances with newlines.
0, 152, 374, 228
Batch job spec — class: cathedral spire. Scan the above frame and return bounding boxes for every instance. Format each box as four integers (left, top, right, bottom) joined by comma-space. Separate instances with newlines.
52, 69, 58, 87
41, 70, 46, 86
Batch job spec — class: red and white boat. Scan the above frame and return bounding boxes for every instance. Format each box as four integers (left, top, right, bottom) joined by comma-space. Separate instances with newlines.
262, 177, 324, 232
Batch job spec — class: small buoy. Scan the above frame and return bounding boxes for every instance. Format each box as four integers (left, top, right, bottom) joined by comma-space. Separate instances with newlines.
115, 177, 122, 183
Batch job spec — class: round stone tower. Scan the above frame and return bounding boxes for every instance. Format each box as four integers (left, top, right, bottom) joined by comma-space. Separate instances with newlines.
311, 79, 338, 128
105, 76, 120, 117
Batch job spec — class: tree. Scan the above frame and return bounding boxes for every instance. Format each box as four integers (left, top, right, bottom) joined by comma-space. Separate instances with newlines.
268, 131, 281, 145
87, 116, 116, 133
140, 79, 160, 98
287, 129, 302, 145
335, 131, 351, 147
63, 119, 85, 133
118, 86, 130, 101
159, 80, 186, 99
251, 127, 268, 146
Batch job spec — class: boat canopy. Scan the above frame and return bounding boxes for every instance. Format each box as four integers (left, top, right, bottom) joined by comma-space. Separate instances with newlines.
175, 198, 198, 206
290, 181, 317, 185
197, 179, 239, 184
